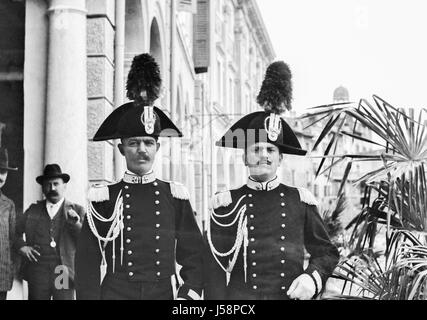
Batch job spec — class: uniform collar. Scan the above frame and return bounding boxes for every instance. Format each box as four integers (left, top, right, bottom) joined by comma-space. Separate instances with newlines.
247, 175, 280, 191
123, 170, 156, 184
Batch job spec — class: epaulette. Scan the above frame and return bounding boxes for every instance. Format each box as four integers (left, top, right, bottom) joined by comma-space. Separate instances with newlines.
88, 184, 110, 202
297, 187, 319, 207
169, 181, 190, 200
211, 191, 232, 209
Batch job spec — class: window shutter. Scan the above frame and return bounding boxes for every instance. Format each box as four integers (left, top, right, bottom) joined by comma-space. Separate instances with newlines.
193, 0, 210, 74
178, 0, 197, 13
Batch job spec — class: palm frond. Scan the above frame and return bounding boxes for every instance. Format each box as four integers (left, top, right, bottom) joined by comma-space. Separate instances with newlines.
328, 230, 427, 300
322, 193, 348, 240
305, 96, 427, 232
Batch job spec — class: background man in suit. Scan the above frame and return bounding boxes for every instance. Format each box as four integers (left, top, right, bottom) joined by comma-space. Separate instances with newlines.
0, 147, 17, 300
15, 164, 85, 300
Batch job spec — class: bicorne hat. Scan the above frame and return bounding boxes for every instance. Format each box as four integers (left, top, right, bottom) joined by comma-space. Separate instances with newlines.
216, 61, 307, 156
92, 53, 182, 141
0, 147, 17, 171
36, 164, 70, 185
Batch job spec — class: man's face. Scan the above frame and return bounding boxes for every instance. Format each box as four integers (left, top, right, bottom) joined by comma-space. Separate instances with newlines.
118, 136, 160, 175
42, 177, 67, 204
243, 142, 283, 182
0, 170, 8, 189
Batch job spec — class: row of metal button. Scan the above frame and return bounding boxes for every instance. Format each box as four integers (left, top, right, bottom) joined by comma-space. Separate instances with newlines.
248, 192, 287, 291
124, 182, 162, 279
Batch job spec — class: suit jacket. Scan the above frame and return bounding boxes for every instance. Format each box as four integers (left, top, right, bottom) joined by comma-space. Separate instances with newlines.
15, 199, 85, 281
0, 192, 16, 291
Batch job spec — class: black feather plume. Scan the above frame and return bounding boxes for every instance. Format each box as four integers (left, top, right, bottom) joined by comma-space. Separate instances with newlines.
256, 61, 292, 114
126, 53, 162, 106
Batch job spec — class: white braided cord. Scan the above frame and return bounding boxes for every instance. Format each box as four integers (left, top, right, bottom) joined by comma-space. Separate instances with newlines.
225, 215, 246, 275
87, 190, 122, 222
210, 204, 245, 228
207, 219, 243, 276
211, 195, 247, 218
207, 205, 246, 257
102, 212, 124, 250
86, 190, 123, 243
86, 189, 126, 274
207, 204, 249, 286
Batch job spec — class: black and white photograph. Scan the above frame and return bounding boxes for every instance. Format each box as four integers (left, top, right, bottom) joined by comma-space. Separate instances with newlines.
0, 0, 427, 309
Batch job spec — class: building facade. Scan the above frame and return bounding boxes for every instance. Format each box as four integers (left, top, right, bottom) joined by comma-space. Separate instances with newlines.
0, 0, 274, 298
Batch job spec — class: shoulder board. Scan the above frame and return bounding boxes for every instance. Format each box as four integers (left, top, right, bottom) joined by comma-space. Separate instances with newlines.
211, 191, 232, 209
169, 181, 190, 200
88, 184, 110, 202
297, 187, 319, 207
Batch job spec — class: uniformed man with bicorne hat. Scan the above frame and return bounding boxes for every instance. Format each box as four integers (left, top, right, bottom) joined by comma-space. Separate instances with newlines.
75, 53, 204, 300
204, 61, 339, 300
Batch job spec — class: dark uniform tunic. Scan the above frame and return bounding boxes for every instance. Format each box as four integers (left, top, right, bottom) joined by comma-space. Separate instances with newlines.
75, 173, 204, 300
205, 179, 339, 300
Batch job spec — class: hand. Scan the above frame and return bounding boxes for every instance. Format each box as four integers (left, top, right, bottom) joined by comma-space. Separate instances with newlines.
19, 246, 41, 262
287, 273, 316, 300
67, 208, 80, 224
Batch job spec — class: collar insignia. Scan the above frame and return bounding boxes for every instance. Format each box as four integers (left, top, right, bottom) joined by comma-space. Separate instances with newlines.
247, 176, 280, 191
123, 171, 156, 184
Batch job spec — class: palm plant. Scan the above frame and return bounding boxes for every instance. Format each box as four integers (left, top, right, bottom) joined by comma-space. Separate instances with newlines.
322, 193, 347, 250
323, 193, 346, 235
326, 230, 427, 300
302, 95, 427, 233
301, 95, 427, 299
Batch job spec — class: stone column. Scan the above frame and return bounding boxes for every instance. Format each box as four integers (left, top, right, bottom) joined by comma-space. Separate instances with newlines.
86, 0, 115, 185
169, 0, 178, 180
45, 0, 88, 205
113, 0, 126, 180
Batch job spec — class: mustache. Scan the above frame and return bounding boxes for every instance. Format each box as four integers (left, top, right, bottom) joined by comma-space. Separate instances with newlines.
257, 160, 272, 165
246, 160, 272, 167
138, 154, 151, 161
47, 191, 59, 197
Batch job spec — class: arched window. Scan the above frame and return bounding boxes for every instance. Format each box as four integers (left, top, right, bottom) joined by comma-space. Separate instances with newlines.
125, 0, 145, 101
149, 18, 165, 106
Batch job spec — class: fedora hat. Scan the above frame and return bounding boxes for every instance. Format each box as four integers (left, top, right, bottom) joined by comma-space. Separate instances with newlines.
36, 164, 70, 185
0, 147, 18, 171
